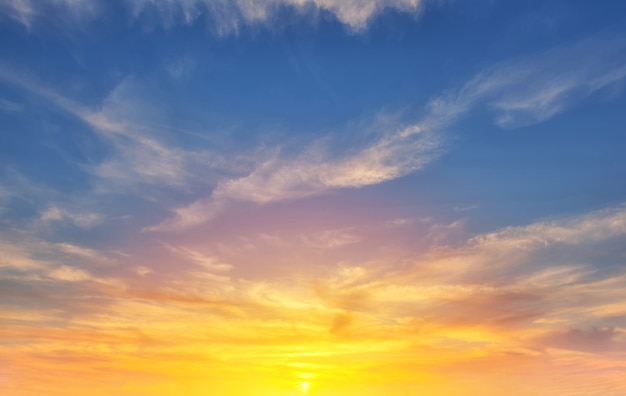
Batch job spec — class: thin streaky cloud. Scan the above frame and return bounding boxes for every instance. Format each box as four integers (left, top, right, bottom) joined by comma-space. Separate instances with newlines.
52, 242, 116, 265
165, 244, 234, 272
316, 205, 626, 304
0, 0, 99, 30
0, 0, 35, 28
0, 239, 51, 271
47, 265, 93, 282
4, 27, 625, 235
150, 32, 626, 232
409, 205, 626, 285
432, 33, 626, 128
307, 206, 626, 335
40, 207, 103, 228
1, 0, 425, 33
0, 67, 210, 190
147, 120, 441, 231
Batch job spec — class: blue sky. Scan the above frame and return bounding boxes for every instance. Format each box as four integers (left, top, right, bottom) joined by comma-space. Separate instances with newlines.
2, 1, 626, 395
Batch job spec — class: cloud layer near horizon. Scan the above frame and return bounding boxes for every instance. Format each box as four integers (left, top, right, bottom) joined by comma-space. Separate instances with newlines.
3, 205, 626, 395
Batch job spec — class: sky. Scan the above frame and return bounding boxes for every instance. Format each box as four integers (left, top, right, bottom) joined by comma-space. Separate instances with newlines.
1, 0, 626, 395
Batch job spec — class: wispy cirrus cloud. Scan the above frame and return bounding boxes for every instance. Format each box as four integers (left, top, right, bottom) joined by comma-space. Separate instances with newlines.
3, 29, 626, 235
148, 119, 442, 231
41, 207, 102, 228
0, 66, 218, 192
0, 0, 97, 29
0, 233, 118, 273
431, 33, 626, 128
1, 0, 425, 33
165, 244, 234, 273
225, 204, 617, 323
71, 78, 209, 190
53, 242, 117, 265
149, 32, 626, 232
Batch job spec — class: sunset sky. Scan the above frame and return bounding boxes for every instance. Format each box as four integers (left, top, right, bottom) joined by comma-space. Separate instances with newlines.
2, 1, 626, 395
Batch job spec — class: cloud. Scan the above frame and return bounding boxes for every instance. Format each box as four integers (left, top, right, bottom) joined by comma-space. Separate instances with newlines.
431, 34, 626, 128
0, 0, 38, 28
0, 167, 60, 219
297, 205, 626, 337
135, 266, 153, 276
3, 204, 626, 394
486, 57, 626, 129
149, 117, 441, 231
165, 244, 233, 272
399, 206, 626, 292
1, 0, 425, 33
5, 28, 625, 236
41, 207, 102, 228
213, 123, 437, 199
473, 207, 626, 247
0, 66, 225, 194
0, 231, 118, 277
0, 0, 98, 28
80, 79, 204, 190
0, 238, 51, 271
47, 265, 92, 282
53, 242, 116, 265
149, 30, 626, 231
535, 327, 626, 354
300, 228, 360, 249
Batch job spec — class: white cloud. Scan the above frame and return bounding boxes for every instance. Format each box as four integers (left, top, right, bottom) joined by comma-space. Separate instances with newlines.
432, 34, 626, 128
303, 205, 626, 307
135, 266, 153, 276
53, 242, 115, 265
300, 228, 360, 249
468, 206, 626, 251
4, 26, 626, 237
0, 0, 98, 29
166, 244, 234, 272
41, 206, 102, 228
287, 204, 626, 345
0, 235, 114, 272
392, 206, 626, 299
47, 265, 92, 282
0, 66, 221, 192
0, 238, 51, 270
148, 120, 441, 231
46, 264, 122, 286
40, 206, 63, 221
1, 0, 425, 33
0, 0, 36, 28
213, 123, 437, 201
83, 79, 199, 189
148, 32, 626, 232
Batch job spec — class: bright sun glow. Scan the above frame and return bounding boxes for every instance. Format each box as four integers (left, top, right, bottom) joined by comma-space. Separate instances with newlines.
300, 382, 310, 393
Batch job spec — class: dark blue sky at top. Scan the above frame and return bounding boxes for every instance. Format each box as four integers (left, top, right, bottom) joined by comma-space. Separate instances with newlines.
1, 0, 626, 248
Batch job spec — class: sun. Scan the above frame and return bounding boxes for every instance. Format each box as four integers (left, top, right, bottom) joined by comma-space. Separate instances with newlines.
300, 382, 310, 393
